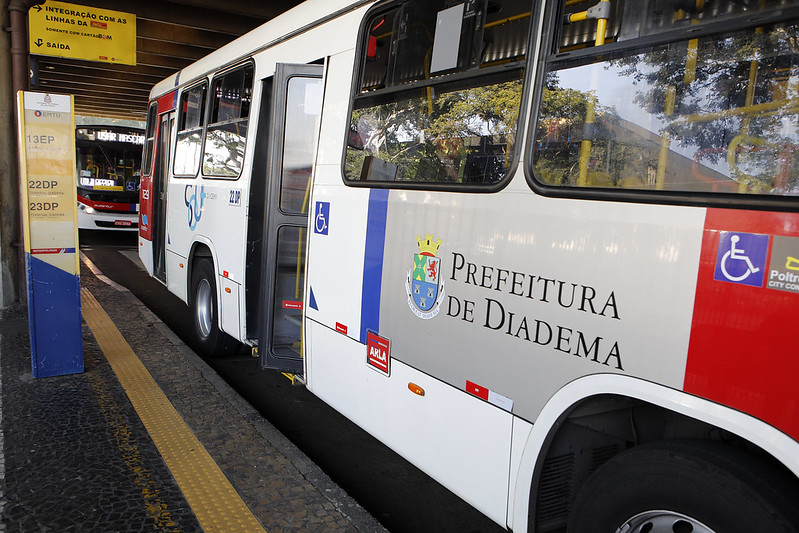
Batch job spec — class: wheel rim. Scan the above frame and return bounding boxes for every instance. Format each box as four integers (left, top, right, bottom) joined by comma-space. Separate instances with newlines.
616, 510, 716, 533
195, 278, 213, 339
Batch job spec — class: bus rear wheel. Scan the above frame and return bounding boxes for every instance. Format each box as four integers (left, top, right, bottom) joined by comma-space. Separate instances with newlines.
566, 439, 799, 533
191, 258, 240, 357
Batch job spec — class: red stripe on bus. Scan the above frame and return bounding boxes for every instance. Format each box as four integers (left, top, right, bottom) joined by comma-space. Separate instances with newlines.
685, 208, 799, 440
78, 195, 135, 212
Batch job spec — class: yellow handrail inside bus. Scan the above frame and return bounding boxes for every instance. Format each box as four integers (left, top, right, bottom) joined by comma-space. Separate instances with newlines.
656, 2, 703, 189
296, 172, 312, 300
485, 12, 530, 29
673, 97, 799, 125
575, 1, 610, 187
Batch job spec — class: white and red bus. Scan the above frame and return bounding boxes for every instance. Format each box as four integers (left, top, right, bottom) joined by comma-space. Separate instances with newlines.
76, 125, 144, 231
139, 0, 799, 530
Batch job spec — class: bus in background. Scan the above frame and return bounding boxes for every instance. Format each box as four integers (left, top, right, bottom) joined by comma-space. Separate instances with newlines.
76, 125, 144, 231
140, 1, 799, 531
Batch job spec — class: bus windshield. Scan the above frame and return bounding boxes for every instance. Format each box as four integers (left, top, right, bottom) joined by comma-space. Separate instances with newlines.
76, 126, 145, 201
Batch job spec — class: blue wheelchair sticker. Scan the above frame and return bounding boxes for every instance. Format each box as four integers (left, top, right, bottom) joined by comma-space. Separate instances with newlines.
314, 201, 329, 235
714, 232, 769, 287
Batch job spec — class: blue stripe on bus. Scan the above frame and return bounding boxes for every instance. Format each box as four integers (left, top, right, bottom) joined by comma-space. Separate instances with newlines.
360, 188, 389, 344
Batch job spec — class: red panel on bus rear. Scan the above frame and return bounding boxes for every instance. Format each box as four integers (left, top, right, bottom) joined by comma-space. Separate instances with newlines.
139, 91, 175, 241
157, 90, 177, 113
139, 153, 154, 241
685, 208, 799, 440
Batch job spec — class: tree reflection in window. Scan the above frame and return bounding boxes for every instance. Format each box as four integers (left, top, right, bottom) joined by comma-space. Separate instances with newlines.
534, 1, 799, 197
174, 83, 206, 177
345, 0, 531, 185
203, 64, 253, 178
346, 78, 523, 183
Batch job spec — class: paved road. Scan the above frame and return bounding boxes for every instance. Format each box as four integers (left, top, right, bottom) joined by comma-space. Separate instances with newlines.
79, 230, 506, 533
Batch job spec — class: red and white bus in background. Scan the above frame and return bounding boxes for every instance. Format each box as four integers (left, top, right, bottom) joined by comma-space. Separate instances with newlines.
76, 125, 144, 231
139, 0, 799, 531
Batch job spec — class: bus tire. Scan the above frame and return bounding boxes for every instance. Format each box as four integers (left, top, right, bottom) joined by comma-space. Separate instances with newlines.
566, 439, 799, 533
191, 258, 240, 357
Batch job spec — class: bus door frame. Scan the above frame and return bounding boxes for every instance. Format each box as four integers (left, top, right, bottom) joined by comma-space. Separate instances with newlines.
152, 111, 173, 282
258, 62, 325, 373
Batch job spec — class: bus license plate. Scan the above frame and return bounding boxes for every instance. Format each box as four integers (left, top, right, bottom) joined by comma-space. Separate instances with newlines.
114, 220, 132, 227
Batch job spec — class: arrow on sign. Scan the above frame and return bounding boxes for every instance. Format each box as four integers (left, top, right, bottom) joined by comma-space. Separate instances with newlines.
34, 38, 43, 47
33, 5, 41, 12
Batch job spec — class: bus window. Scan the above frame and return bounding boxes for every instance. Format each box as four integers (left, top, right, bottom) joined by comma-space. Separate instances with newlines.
203, 64, 254, 178
532, 0, 799, 197
142, 103, 157, 176
279, 75, 322, 214
174, 82, 207, 176
344, 0, 532, 186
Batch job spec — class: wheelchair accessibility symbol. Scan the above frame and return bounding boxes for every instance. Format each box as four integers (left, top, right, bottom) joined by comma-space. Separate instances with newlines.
314, 201, 329, 235
714, 232, 769, 287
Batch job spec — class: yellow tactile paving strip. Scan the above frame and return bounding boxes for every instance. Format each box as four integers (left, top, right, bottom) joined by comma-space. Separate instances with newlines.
81, 288, 265, 533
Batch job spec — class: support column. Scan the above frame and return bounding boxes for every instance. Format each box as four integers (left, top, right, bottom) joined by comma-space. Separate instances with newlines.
1, 0, 21, 307
1, 0, 44, 307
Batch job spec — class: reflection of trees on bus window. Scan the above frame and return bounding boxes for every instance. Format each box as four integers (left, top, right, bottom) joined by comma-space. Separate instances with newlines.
174, 82, 207, 176
533, 0, 799, 197
203, 64, 254, 178
344, 0, 532, 185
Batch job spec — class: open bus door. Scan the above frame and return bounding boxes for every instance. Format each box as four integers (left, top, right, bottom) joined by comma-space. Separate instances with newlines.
258, 63, 324, 373
152, 112, 173, 282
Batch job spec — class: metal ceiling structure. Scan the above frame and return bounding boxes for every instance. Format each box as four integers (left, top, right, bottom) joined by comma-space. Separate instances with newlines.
30, 0, 304, 121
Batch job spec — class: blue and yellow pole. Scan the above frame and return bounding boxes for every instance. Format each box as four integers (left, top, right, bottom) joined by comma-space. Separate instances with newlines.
16, 91, 83, 378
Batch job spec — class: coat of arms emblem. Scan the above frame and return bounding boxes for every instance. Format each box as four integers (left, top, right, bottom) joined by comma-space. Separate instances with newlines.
406, 234, 446, 319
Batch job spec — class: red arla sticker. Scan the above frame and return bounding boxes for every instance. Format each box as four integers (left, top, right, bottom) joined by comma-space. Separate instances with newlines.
366, 331, 390, 375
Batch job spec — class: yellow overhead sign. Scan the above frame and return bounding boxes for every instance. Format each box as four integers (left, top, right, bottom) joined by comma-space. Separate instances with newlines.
29, 1, 136, 65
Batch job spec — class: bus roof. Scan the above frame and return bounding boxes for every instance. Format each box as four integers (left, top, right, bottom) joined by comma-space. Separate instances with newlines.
149, 0, 373, 100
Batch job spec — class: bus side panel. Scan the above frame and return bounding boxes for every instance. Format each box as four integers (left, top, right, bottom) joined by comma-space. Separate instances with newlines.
304, 177, 372, 343
139, 239, 154, 277
306, 319, 514, 527
307, 151, 515, 526
304, 48, 368, 342
375, 185, 707, 424
165, 171, 193, 303
165, 248, 189, 303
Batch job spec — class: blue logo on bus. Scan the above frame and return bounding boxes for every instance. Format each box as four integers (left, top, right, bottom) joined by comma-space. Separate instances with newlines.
714, 232, 769, 287
184, 185, 206, 231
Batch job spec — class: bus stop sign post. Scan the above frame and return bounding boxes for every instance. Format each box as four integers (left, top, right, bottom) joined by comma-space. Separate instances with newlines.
16, 91, 83, 378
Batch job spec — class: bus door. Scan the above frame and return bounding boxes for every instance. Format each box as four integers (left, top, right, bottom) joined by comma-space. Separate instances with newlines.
152, 112, 173, 282
258, 63, 324, 373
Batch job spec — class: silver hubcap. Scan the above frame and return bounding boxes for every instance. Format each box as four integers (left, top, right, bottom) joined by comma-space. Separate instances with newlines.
195, 278, 213, 339
616, 511, 716, 533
